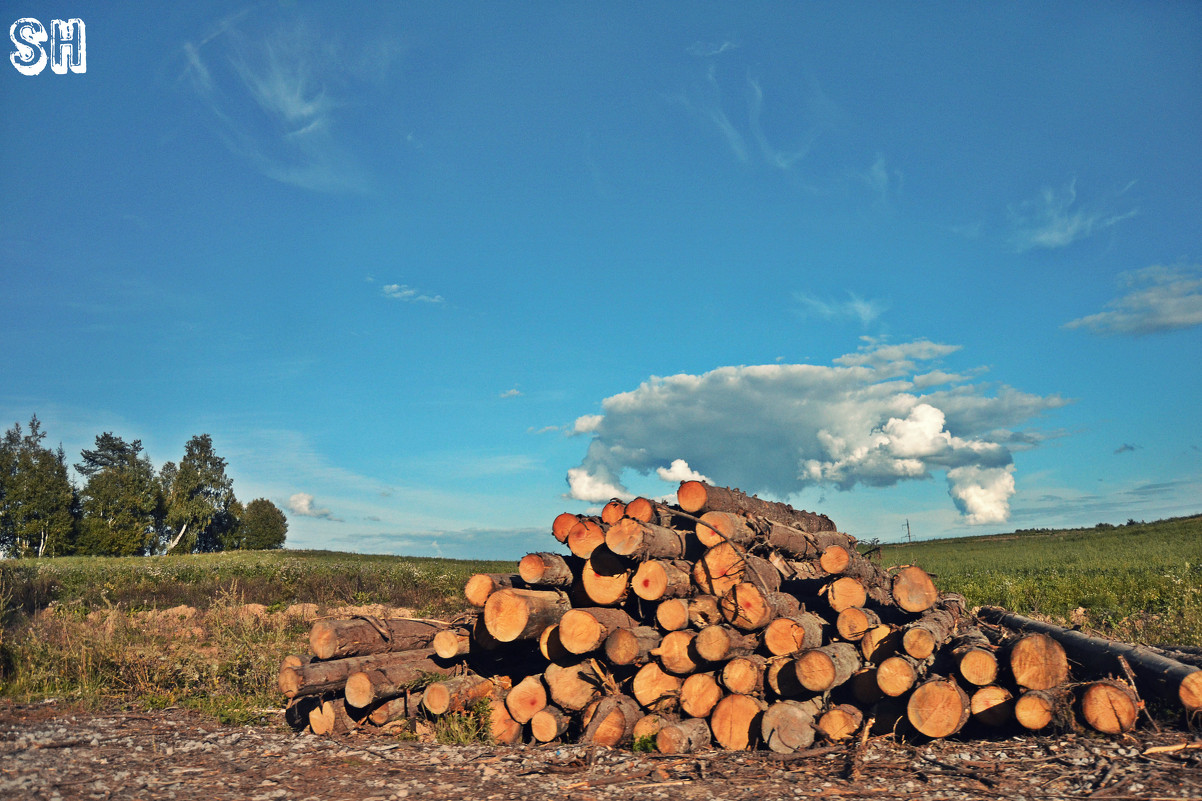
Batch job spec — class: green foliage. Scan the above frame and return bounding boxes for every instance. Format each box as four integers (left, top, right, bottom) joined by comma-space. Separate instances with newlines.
76, 433, 163, 556
161, 434, 238, 554
228, 498, 288, 551
880, 514, 1202, 645
433, 697, 494, 745
633, 734, 657, 752
0, 416, 78, 558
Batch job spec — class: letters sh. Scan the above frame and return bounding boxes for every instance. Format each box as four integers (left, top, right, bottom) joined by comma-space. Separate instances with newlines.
9, 18, 86, 75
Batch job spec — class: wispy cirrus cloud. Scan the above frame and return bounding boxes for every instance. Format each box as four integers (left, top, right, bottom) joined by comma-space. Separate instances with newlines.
795, 292, 888, 327
1064, 265, 1202, 336
565, 340, 1069, 525
382, 284, 444, 304
1008, 179, 1137, 252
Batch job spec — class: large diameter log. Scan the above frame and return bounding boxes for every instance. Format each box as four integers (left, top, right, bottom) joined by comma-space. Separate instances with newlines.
632, 662, 683, 712
420, 674, 498, 716
579, 546, 631, 606
836, 607, 882, 642
693, 543, 778, 597
489, 699, 523, 745
876, 654, 925, 697
1006, 633, 1070, 691
906, 677, 971, 739
720, 655, 767, 696
601, 499, 626, 524
544, 661, 604, 712
680, 672, 724, 718
978, 606, 1202, 714
695, 511, 757, 548
343, 650, 457, 708
310, 617, 449, 661
763, 613, 825, 657
280, 649, 443, 699
816, 704, 864, 741
505, 673, 548, 724
719, 583, 800, 631
482, 588, 572, 643
604, 626, 661, 666
761, 698, 822, 753
969, 685, 1014, 728
677, 481, 835, 532
793, 643, 862, 692
694, 624, 759, 663
656, 717, 711, 754
632, 559, 693, 601
709, 693, 767, 751
580, 695, 642, 747
558, 607, 639, 655
566, 518, 606, 558
552, 512, 578, 543
518, 552, 579, 587
464, 573, 522, 607
1079, 679, 1140, 734
891, 565, 939, 613
530, 704, 571, 742
605, 518, 693, 560
653, 629, 705, 675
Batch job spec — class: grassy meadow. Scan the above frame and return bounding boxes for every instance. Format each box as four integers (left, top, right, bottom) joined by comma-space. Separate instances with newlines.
0, 514, 1198, 726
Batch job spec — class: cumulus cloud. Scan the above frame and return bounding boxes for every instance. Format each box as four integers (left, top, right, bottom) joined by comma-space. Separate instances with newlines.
656, 459, 712, 485
382, 284, 444, 303
288, 492, 334, 519
565, 340, 1069, 523
1063, 265, 1202, 336
1008, 179, 1136, 252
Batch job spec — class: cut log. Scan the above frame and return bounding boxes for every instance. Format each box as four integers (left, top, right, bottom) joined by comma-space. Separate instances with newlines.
902, 607, 959, 660
286, 694, 320, 731
762, 612, 826, 657
631, 661, 683, 712
632, 713, 671, 742
890, 565, 939, 613
604, 625, 661, 666
876, 654, 925, 698
309, 697, 356, 736
482, 588, 572, 643
694, 624, 760, 663
631, 559, 693, 601
530, 704, 571, 742
969, 685, 1014, 728
954, 645, 999, 687
906, 677, 971, 739
835, 607, 882, 642
580, 694, 641, 747
655, 598, 690, 632
464, 573, 521, 607
605, 518, 692, 560
653, 629, 705, 675
695, 511, 757, 548
1006, 633, 1070, 691
762, 522, 819, 560
566, 518, 606, 558
824, 576, 867, 613
859, 624, 902, 663
552, 512, 579, 543
677, 481, 835, 532
694, 546, 781, 597
579, 546, 631, 607
518, 552, 579, 587
432, 627, 473, 660
761, 698, 822, 753
343, 652, 456, 709
601, 499, 626, 525
792, 643, 862, 692
818, 545, 853, 575
709, 693, 767, 751
538, 624, 573, 664
309, 617, 449, 661
280, 649, 446, 699
1014, 688, 1067, 731
680, 672, 724, 718
719, 583, 800, 631
558, 607, 639, 655
420, 674, 498, 716
689, 594, 724, 628
849, 668, 885, 707
656, 717, 711, 754
504, 673, 548, 724
816, 703, 863, 741
624, 496, 656, 522
544, 661, 604, 712
720, 655, 767, 696
978, 606, 1202, 714
1079, 679, 1140, 734
488, 698, 523, 745
367, 690, 424, 726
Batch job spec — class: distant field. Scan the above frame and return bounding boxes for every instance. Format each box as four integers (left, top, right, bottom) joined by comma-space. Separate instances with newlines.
877, 514, 1202, 647
0, 514, 1198, 723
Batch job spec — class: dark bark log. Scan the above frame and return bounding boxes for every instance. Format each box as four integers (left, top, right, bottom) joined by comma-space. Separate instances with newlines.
677, 481, 835, 532
309, 617, 449, 661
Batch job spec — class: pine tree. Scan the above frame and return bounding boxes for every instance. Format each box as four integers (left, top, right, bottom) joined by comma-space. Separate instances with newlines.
0, 416, 78, 558
76, 433, 163, 556
161, 434, 238, 553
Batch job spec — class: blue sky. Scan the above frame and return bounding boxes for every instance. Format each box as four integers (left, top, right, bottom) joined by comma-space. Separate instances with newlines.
3, 2, 1200, 559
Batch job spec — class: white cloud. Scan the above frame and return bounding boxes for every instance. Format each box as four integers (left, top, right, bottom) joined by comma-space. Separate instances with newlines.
1063, 265, 1202, 336
1008, 179, 1136, 252
565, 341, 1068, 525
288, 492, 334, 519
655, 459, 712, 485
796, 292, 888, 326
572, 414, 604, 435
382, 284, 444, 304
499, 388, 523, 398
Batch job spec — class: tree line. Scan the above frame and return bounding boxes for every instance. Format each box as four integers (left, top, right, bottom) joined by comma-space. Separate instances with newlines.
0, 415, 287, 559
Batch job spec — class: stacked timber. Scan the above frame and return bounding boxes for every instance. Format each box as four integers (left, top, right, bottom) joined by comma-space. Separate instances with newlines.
278, 481, 1202, 750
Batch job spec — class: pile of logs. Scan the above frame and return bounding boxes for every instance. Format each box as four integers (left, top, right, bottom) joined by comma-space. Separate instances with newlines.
278, 481, 1202, 752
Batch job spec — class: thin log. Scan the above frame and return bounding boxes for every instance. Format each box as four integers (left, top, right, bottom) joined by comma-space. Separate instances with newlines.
488, 698, 523, 745
464, 573, 522, 608
695, 511, 757, 548
420, 674, 498, 716
836, 607, 882, 642
518, 552, 579, 587
309, 617, 448, 661
720, 655, 767, 696
653, 629, 705, 675
902, 607, 959, 660
604, 626, 661, 666
579, 545, 631, 607
280, 649, 443, 699
694, 624, 760, 663
624, 496, 656, 522
655, 598, 690, 632
368, 690, 425, 725
605, 518, 693, 560
1014, 688, 1070, 731
601, 499, 626, 524
432, 627, 472, 660
720, 582, 800, 631
530, 704, 571, 742
792, 643, 862, 692
552, 512, 579, 543
631, 559, 693, 601
656, 717, 711, 754
876, 654, 925, 698
890, 565, 939, 613
978, 606, 1202, 713
505, 673, 548, 724
342, 650, 456, 708
309, 697, 356, 736
762, 613, 826, 657
859, 624, 902, 663
816, 703, 863, 741
1005, 632, 1070, 691
677, 481, 836, 532
566, 518, 607, 558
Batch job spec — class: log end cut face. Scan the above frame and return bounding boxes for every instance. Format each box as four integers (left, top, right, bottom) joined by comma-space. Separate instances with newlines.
907, 679, 969, 739
891, 565, 939, 613
1009, 633, 1069, 690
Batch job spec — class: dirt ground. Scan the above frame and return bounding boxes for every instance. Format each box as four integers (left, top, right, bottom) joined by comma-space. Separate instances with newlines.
1, 699, 1199, 801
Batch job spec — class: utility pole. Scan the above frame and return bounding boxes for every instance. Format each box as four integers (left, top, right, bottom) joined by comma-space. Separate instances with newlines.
905, 519, 912, 544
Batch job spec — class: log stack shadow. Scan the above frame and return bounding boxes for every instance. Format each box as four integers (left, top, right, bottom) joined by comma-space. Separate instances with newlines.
278, 481, 1202, 750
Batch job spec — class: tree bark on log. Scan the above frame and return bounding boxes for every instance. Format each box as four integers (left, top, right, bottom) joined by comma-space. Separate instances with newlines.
604, 625, 661, 666
763, 612, 826, 657
309, 617, 449, 661
761, 697, 822, 753
677, 481, 835, 532
695, 511, 758, 548
558, 607, 639, 655
280, 648, 445, 699
631, 559, 693, 601
656, 717, 711, 754
343, 650, 456, 709
482, 588, 572, 643
605, 518, 693, 560
420, 674, 498, 716
792, 642, 862, 693
978, 606, 1202, 714
694, 624, 760, 663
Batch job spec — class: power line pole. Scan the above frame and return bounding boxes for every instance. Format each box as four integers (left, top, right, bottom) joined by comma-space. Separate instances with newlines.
905, 519, 912, 544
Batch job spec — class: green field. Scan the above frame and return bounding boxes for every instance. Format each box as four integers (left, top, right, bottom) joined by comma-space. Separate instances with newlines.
0, 514, 1198, 725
